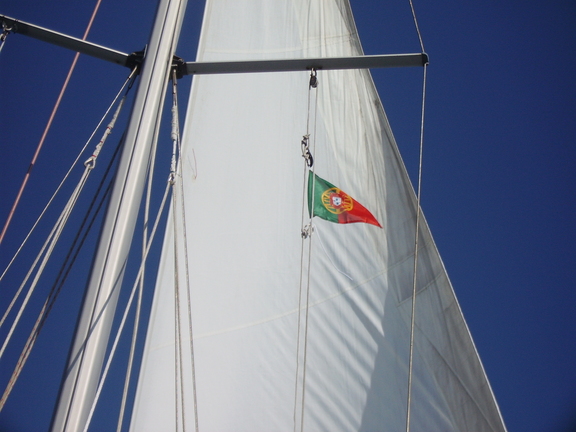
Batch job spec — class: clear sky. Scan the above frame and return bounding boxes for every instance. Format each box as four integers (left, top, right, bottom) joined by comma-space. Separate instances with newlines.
0, 0, 575, 431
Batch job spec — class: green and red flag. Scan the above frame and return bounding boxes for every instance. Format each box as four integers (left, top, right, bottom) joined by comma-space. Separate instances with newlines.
307, 171, 381, 228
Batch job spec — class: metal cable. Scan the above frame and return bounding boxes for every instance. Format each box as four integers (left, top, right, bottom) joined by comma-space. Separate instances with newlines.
116, 84, 159, 432
168, 77, 186, 430
0, 169, 90, 360
294, 74, 313, 431
0, 152, 117, 411
0, 80, 133, 352
406, 63, 428, 432
408, 0, 426, 53
172, 70, 200, 432
294, 71, 319, 431
0, 116, 126, 409
82, 183, 172, 432
0, 68, 137, 285
299, 71, 320, 432
172, 177, 186, 432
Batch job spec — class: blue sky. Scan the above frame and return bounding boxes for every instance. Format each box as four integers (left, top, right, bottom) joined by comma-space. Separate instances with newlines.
0, 0, 575, 431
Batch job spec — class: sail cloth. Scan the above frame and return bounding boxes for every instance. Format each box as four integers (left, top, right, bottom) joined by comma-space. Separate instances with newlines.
131, 0, 506, 431
308, 171, 382, 227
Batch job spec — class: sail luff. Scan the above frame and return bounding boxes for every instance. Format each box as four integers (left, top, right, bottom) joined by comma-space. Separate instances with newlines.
50, 1, 188, 430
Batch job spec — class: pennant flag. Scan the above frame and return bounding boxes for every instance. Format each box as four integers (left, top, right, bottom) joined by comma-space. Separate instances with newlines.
308, 171, 382, 228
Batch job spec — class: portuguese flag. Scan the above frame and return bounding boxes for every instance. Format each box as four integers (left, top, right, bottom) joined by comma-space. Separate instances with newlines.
308, 171, 382, 228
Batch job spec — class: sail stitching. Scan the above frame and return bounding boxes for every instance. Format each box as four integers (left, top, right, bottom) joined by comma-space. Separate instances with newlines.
144, 244, 439, 348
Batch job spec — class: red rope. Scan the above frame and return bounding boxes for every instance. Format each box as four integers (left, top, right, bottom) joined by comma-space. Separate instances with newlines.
0, 0, 103, 245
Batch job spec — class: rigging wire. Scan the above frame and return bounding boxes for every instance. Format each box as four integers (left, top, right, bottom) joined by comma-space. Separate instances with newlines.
299, 71, 320, 432
405, 1, 428, 431
0, 85, 132, 355
116, 80, 159, 432
0, 71, 133, 407
81, 183, 172, 432
0, 68, 138, 286
0, 103, 127, 407
408, 0, 426, 53
0, 0, 103, 246
0, 169, 90, 359
172, 69, 200, 432
168, 71, 187, 432
83, 69, 187, 430
405, 63, 428, 432
294, 73, 314, 432
294, 70, 319, 432
0, 139, 120, 411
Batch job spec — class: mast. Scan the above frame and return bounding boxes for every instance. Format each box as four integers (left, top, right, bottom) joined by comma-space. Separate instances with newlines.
50, 0, 188, 430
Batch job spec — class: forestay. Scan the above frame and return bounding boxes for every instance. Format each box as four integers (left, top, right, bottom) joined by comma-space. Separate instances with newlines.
131, 0, 506, 431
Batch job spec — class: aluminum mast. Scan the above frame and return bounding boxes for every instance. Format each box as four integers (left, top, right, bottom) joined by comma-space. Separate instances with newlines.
50, 0, 188, 430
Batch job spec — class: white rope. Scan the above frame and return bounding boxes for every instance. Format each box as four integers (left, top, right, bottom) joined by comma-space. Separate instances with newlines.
116, 86, 158, 432
0, 169, 89, 360
81, 183, 171, 432
0, 68, 137, 285
406, 63, 428, 432
293, 70, 320, 432
168, 71, 188, 432
0, 200, 67, 328
172, 70, 200, 432
0, 139, 122, 411
0, 79, 133, 359
294, 72, 315, 431
299, 77, 320, 432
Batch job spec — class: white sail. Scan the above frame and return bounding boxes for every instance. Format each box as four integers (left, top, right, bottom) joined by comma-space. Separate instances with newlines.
131, 0, 506, 431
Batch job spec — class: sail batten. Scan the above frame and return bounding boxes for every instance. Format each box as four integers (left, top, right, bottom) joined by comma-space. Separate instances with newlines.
131, 1, 505, 431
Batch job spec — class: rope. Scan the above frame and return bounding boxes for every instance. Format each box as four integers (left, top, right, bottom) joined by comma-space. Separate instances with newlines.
0, 79, 133, 354
294, 72, 314, 431
0, 169, 89, 360
0, 68, 137, 286
299, 71, 320, 432
0, 0, 103, 245
293, 70, 320, 432
170, 134, 181, 431
116, 86, 157, 432
168, 73, 187, 432
0, 136, 122, 411
405, 63, 428, 432
0, 72, 131, 405
81, 183, 172, 432
172, 69, 200, 432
